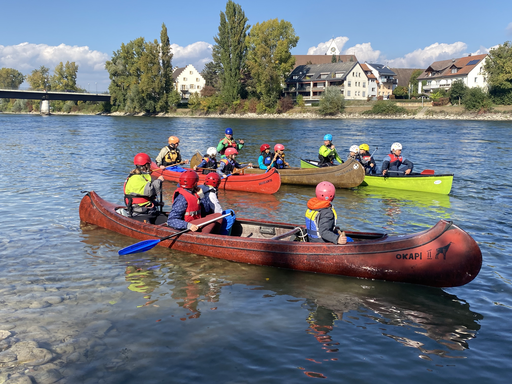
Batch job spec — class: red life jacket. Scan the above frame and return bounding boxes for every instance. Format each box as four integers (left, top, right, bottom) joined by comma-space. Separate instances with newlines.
172, 187, 201, 222
387, 153, 403, 164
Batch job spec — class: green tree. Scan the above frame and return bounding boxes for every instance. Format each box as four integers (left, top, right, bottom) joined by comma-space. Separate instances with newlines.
392, 86, 408, 99
213, 0, 250, 104
201, 61, 222, 89
246, 18, 299, 108
139, 39, 163, 113
463, 87, 492, 111
159, 23, 173, 112
26, 66, 50, 90
0, 68, 25, 89
331, 54, 337, 63
408, 69, 423, 95
484, 41, 512, 104
51, 61, 79, 91
318, 87, 345, 115
448, 80, 467, 105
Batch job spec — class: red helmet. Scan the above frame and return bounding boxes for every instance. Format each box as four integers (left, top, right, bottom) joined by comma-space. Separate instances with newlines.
204, 172, 221, 188
316, 181, 336, 201
274, 144, 285, 151
260, 143, 270, 152
179, 170, 199, 189
225, 147, 238, 156
134, 153, 151, 166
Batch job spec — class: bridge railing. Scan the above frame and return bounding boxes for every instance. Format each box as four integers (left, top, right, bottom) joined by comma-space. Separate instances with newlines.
0, 86, 110, 94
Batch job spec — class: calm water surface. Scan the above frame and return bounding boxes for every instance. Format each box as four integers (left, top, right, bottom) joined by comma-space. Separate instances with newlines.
0, 114, 511, 383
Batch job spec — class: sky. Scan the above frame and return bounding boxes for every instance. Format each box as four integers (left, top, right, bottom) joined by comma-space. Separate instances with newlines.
1, 0, 511, 92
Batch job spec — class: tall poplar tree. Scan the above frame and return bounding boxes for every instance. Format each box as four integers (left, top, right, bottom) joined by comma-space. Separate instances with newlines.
246, 19, 298, 108
51, 61, 79, 91
160, 23, 173, 111
213, 1, 249, 104
26, 66, 51, 90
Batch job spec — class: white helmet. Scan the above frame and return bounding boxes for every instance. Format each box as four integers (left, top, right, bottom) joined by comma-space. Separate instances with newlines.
391, 142, 402, 152
207, 147, 218, 157
350, 145, 360, 153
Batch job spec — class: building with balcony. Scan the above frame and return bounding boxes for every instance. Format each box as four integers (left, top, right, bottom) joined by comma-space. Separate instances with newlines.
284, 62, 368, 103
360, 63, 378, 99
172, 64, 205, 101
364, 63, 397, 99
416, 54, 488, 94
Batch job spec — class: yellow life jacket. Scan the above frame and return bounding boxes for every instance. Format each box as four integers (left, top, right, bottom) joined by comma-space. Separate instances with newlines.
305, 207, 337, 239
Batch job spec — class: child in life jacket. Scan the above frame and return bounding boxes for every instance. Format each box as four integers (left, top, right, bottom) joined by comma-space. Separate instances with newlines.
347, 145, 362, 161
258, 144, 273, 170
305, 181, 348, 245
267, 144, 289, 170
194, 147, 218, 174
217, 148, 253, 177
381, 142, 413, 176
358, 143, 376, 174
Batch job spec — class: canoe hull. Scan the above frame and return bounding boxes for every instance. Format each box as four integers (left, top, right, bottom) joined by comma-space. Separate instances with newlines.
360, 174, 454, 194
301, 159, 453, 194
245, 158, 365, 188
79, 192, 482, 287
151, 162, 281, 194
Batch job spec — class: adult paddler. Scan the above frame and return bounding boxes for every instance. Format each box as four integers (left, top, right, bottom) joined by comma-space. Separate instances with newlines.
318, 134, 343, 166
156, 136, 189, 169
217, 128, 244, 157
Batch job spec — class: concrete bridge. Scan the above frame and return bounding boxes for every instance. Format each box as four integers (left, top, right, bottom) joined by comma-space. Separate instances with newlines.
0, 89, 111, 114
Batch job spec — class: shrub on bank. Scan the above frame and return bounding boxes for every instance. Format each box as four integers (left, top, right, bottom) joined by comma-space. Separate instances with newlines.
318, 87, 346, 115
361, 101, 409, 115
463, 88, 493, 112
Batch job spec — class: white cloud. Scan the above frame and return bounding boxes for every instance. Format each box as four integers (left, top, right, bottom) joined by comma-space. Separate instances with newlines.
307, 37, 349, 55
170, 41, 213, 71
344, 43, 381, 63
386, 42, 467, 68
0, 42, 110, 91
507, 22, 512, 35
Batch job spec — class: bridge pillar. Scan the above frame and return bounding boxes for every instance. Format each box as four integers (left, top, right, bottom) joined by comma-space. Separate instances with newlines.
40, 100, 50, 115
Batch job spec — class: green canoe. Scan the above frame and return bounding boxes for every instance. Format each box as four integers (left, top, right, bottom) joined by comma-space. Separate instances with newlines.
300, 159, 453, 194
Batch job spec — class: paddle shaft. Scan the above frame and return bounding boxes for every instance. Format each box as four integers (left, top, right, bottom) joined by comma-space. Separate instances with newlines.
159, 212, 232, 242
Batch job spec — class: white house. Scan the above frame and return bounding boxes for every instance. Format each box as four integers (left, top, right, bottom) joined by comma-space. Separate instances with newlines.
417, 54, 488, 94
283, 62, 369, 103
172, 65, 205, 100
364, 63, 397, 99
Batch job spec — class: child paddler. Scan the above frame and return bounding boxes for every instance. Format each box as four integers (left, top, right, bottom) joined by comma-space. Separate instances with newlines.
348, 145, 361, 161
267, 144, 289, 170
216, 127, 244, 156
156, 136, 189, 169
381, 142, 413, 176
319, 134, 343, 166
193, 147, 218, 174
359, 143, 376, 174
258, 144, 273, 170
305, 181, 348, 245
124, 153, 167, 225
216, 148, 253, 178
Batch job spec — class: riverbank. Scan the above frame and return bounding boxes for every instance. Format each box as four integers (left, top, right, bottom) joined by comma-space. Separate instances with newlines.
4, 105, 512, 120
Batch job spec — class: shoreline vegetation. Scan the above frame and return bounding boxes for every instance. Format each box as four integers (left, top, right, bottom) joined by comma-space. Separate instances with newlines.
3, 104, 512, 120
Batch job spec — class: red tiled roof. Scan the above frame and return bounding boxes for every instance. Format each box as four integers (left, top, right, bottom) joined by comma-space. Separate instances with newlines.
417, 54, 487, 80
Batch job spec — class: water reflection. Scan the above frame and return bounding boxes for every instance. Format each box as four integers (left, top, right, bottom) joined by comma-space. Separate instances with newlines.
118, 249, 482, 362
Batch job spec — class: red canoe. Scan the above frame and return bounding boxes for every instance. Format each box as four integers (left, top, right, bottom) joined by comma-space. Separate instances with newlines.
150, 162, 281, 194
79, 191, 482, 288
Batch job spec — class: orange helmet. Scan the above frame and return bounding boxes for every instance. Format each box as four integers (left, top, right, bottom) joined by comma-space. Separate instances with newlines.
204, 172, 221, 188
225, 147, 238, 156
168, 136, 180, 145
179, 170, 199, 189
134, 153, 151, 166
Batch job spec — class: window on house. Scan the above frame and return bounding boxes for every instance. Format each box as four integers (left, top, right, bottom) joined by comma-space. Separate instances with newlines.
189, 84, 194, 89
197, 85, 201, 90
293, 75, 299, 79
372, 87, 375, 92
183, 77, 187, 81
363, 82, 366, 88
196, 78, 199, 82
335, 72, 343, 78
451, 68, 458, 74
362, 91, 365, 97
348, 81, 351, 87
190, 71, 193, 74
347, 90, 351, 96
475, 77, 478, 82
181, 85, 187, 90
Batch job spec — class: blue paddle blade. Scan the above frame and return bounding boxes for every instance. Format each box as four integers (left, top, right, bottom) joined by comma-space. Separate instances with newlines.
118, 239, 161, 255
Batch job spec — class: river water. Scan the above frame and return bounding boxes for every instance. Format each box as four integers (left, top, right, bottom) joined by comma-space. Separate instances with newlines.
0, 114, 511, 383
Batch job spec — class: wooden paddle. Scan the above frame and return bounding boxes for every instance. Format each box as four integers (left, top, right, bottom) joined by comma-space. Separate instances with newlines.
118, 211, 233, 255
189, 151, 203, 169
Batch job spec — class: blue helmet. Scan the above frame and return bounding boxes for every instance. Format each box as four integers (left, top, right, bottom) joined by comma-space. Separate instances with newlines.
324, 134, 333, 141
225, 128, 233, 135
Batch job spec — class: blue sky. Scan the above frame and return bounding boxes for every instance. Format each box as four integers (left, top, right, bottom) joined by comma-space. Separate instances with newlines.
1, 0, 511, 91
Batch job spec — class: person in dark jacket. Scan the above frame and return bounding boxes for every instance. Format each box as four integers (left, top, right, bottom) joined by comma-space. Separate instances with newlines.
382, 142, 413, 176
359, 143, 377, 174
198, 172, 223, 216
305, 181, 347, 244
